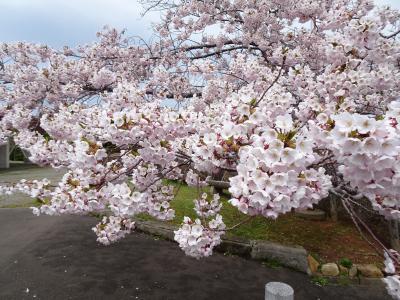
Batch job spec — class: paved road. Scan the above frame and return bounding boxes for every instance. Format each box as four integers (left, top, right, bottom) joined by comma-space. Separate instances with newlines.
0, 209, 390, 300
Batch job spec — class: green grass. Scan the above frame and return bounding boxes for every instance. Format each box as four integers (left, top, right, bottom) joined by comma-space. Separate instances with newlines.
337, 275, 351, 286
262, 257, 284, 269
0, 198, 42, 208
339, 258, 353, 269
137, 180, 382, 265
160, 180, 272, 240
136, 181, 273, 240
311, 276, 330, 286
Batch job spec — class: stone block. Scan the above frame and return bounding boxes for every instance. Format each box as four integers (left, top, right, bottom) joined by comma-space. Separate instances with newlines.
307, 255, 320, 274
321, 263, 339, 276
356, 264, 383, 278
251, 240, 308, 273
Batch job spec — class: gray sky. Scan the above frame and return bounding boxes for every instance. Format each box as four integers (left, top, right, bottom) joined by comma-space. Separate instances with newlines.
0, 0, 399, 49
0, 0, 159, 48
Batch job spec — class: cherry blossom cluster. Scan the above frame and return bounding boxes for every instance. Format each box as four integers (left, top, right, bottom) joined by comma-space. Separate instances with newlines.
0, 178, 52, 199
229, 115, 332, 218
174, 192, 225, 257
185, 169, 209, 187
384, 250, 400, 300
194, 193, 222, 218
174, 215, 225, 259
309, 103, 400, 219
92, 216, 135, 245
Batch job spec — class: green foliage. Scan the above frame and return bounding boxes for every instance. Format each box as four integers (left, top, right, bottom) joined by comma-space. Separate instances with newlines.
337, 275, 351, 286
311, 276, 329, 286
339, 258, 353, 269
89, 212, 107, 219
262, 257, 283, 269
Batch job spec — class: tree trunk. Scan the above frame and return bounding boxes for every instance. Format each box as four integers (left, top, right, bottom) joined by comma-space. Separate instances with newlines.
329, 193, 338, 222
389, 219, 400, 252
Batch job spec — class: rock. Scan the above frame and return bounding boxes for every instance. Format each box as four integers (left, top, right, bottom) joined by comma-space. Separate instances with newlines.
339, 265, 349, 275
134, 220, 177, 241
356, 264, 383, 278
250, 240, 308, 273
216, 237, 252, 258
321, 263, 339, 276
349, 265, 358, 278
307, 255, 320, 274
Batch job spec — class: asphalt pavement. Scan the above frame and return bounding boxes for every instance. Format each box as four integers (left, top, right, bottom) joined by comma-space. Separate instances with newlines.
0, 208, 390, 300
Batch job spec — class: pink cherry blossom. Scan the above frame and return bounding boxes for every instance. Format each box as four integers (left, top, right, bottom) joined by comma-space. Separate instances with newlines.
0, 2, 400, 295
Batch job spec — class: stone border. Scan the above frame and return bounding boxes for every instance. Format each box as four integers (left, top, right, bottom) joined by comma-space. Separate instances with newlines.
134, 219, 310, 273
132, 218, 386, 287
322, 275, 386, 286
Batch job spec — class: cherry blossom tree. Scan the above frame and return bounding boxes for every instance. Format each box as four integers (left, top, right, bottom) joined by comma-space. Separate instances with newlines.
1, 0, 400, 297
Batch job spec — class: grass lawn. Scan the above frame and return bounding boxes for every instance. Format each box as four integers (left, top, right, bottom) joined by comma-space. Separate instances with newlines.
138, 180, 382, 266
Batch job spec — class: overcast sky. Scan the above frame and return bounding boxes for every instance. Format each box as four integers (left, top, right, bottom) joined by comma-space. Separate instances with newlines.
0, 0, 399, 49
0, 0, 159, 48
